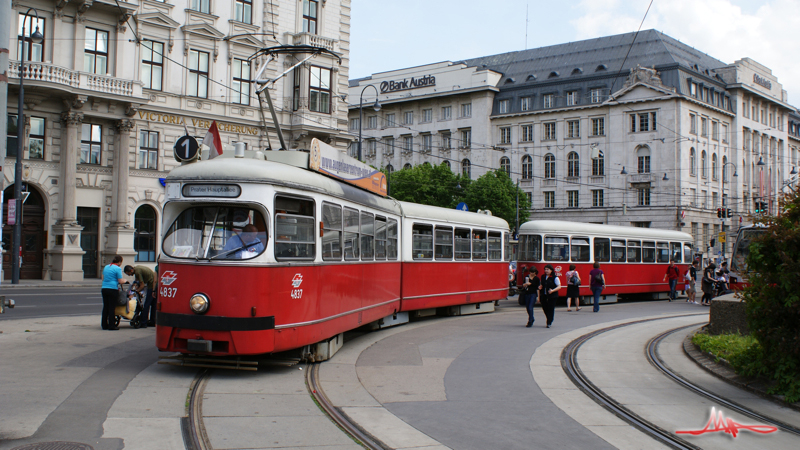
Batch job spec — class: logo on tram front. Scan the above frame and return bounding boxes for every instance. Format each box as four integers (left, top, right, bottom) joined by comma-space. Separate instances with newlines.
291, 274, 303, 288
161, 271, 178, 286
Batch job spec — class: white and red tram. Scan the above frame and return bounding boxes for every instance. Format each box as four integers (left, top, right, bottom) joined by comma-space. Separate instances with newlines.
156, 154, 510, 359
516, 220, 694, 301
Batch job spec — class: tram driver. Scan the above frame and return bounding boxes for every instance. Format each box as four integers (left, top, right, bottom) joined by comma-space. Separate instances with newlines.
223, 224, 266, 259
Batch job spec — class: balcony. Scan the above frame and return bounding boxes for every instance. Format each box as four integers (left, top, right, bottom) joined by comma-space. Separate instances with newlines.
292, 32, 337, 52
9, 60, 147, 100
628, 173, 654, 183
542, 179, 557, 187
589, 176, 605, 184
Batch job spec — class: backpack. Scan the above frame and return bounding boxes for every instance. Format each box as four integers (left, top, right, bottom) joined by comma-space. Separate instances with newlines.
570, 273, 579, 286
593, 272, 603, 284
683, 270, 692, 281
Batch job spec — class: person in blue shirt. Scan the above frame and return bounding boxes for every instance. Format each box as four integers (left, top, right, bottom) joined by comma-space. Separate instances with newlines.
101, 255, 126, 330
222, 224, 265, 259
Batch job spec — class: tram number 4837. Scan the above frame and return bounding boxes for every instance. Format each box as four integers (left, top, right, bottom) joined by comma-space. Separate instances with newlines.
290, 289, 303, 299
160, 287, 177, 298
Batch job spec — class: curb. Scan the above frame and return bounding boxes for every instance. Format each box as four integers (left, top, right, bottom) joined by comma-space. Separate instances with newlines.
682, 329, 800, 412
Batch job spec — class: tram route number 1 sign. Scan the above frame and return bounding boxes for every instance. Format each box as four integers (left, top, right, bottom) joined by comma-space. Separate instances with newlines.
174, 135, 200, 162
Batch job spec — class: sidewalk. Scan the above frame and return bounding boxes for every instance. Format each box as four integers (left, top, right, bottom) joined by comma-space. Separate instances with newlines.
0, 279, 103, 289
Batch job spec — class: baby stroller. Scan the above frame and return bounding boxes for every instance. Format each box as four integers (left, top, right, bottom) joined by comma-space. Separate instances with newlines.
113, 282, 145, 328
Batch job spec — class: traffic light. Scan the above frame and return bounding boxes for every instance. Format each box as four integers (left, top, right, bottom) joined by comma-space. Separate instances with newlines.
710, 238, 716, 247
727, 208, 732, 218
717, 208, 722, 218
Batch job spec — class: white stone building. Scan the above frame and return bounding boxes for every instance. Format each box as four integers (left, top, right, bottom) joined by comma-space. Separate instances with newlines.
5, 0, 352, 280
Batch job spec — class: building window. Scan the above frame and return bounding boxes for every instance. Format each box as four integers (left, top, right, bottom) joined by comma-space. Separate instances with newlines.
139, 130, 158, 169
592, 154, 604, 176
568, 191, 579, 208
349, 118, 359, 131
404, 111, 414, 125
232, 59, 251, 105
712, 153, 718, 180
722, 124, 728, 143
701, 117, 708, 137
460, 129, 471, 148
403, 136, 413, 154
404, 163, 412, 170
6, 115, 18, 158
366, 140, 377, 157
590, 88, 602, 103
592, 190, 604, 207
422, 109, 432, 123
384, 137, 394, 156
712, 121, 719, 141
722, 156, 729, 181
28, 117, 45, 160
461, 103, 472, 118
566, 91, 578, 106
462, 159, 471, 178
638, 188, 651, 206
630, 114, 637, 132
522, 155, 532, 179
690, 113, 697, 134
84, 28, 109, 75
637, 146, 650, 173
442, 160, 450, 170
543, 122, 556, 140
544, 153, 555, 179
188, 49, 209, 98
385, 113, 396, 127
235, 0, 252, 24
421, 134, 432, 153
441, 106, 452, 120
191, 0, 210, 13
500, 127, 511, 144
567, 152, 579, 177
80, 124, 102, 165
134, 205, 157, 262
690, 147, 696, 175
367, 116, 377, 129
18, 15, 45, 62
638, 113, 649, 131
441, 133, 451, 150
591, 117, 604, 136
500, 156, 510, 176
303, 0, 319, 34
701, 150, 707, 178
499, 99, 510, 114
309, 66, 331, 113
544, 191, 555, 208
141, 41, 164, 90
543, 94, 554, 108
522, 124, 533, 142
567, 120, 579, 138
521, 97, 531, 111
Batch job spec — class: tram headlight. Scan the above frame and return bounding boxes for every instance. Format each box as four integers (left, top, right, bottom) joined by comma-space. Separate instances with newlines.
189, 294, 210, 314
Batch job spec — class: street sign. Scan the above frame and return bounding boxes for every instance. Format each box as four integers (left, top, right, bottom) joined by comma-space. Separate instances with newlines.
174, 135, 200, 162
456, 202, 468, 211
7, 199, 15, 225
718, 232, 726, 243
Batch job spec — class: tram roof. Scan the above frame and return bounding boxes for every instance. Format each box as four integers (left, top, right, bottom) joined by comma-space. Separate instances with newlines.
519, 220, 693, 241
398, 201, 509, 229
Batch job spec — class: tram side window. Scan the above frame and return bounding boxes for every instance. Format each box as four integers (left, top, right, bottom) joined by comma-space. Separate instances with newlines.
544, 236, 569, 261
683, 243, 693, 263
488, 232, 502, 261
657, 242, 670, 263
322, 203, 342, 260
627, 240, 641, 262
343, 207, 360, 260
504, 232, 512, 261
671, 242, 682, 263
473, 230, 487, 260
163, 206, 268, 260
642, 241, 656, 263
412, 224, 433, 259
519, 234, 542, 261
435, 227, 453, 260
275, 196, 315, 260
454, 228, 471, 260
612, 240, 626, 262
571, 236, 590, 262
387, 219, 398, 259
594, 238, 611, 262
375, 216, 387, 260
361, 212, 375, 260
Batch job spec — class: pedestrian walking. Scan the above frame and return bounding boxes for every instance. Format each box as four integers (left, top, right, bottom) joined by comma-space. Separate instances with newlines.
523, 267, 540, 327
124, 265, 156, 328
540, 264, 561, 328
589, 262, 605, 312
663, 259, 680, 301
700, 262, 716, 305
685, 260, 698, 304
565, 264, 582, 311
101, 255, 126, 330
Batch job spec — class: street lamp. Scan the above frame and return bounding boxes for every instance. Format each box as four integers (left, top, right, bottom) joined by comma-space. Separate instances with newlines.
358, 84, 380, 162
720, 161, 737, 259
12, 8, 44, 284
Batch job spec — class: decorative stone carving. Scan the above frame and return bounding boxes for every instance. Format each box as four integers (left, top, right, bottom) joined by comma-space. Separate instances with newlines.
63, 95, 88, 110
125, 103, 141, 117
624, 65, 665, 89
60, 111, 84, 126
116, 119, 135, 133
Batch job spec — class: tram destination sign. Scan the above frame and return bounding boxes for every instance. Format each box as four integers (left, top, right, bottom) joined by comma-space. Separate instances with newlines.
309, 139, 387, 196
182, 184, 241, 198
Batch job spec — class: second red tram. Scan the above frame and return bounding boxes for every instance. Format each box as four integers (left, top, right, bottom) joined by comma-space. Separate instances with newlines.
516, 220, 694, 301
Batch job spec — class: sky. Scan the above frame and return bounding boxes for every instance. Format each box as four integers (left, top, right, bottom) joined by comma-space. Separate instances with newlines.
349, 0, 800, 106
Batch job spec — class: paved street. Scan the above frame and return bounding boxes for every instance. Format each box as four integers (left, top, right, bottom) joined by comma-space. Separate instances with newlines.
0, 286, 104, 320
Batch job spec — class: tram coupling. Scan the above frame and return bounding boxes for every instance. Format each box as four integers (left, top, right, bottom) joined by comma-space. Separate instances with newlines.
0, 296, 15, 314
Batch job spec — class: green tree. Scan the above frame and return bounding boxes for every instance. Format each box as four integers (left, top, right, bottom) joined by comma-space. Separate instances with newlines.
463, 169, 531, 228
741, 188, 800, 402
385, 162, 464, 208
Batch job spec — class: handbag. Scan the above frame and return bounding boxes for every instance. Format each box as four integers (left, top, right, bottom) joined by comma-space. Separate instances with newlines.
117, 284, 129, 306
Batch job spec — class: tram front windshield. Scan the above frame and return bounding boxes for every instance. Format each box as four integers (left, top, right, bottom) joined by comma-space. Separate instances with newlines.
164, 206, 268, 260
731, 228, 766, 274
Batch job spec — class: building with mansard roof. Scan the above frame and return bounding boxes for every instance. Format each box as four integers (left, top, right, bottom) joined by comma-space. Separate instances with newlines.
5, 0, 351, 280
349, 29, 798, 258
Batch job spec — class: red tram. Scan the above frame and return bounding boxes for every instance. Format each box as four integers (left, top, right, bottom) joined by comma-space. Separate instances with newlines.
155, 143, 510, 360
516, 221, 694, 302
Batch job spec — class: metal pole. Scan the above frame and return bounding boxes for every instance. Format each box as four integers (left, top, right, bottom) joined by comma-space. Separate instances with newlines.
13, 12, 32, 284
515, 178, 519, 236
358, 94, 363, 161
0, 0, 11, 283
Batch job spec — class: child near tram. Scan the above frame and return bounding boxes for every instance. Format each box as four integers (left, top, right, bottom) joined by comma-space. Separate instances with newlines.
540, 264, 561, 328
565, 264, 582, 311
522, 267, 540, 328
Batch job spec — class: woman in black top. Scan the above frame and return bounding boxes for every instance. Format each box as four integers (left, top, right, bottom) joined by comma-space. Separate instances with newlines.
701, 262, 716, 305
540, 264, 561, 328
523, 267, 540, 327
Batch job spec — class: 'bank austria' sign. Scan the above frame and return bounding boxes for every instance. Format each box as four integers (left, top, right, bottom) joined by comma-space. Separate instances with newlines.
753, 74, 772, 90
379, 75, 436, 93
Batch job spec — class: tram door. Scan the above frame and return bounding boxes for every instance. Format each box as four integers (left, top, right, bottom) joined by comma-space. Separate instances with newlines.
2, 186, 46, 279
77, 207, 100, 278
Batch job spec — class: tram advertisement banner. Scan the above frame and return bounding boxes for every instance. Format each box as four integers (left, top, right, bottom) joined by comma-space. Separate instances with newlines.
309, 138, 387, 197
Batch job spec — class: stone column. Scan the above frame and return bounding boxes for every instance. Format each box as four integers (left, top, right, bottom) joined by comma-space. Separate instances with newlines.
49, 111, 85, 280
103, 119, 137, 265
